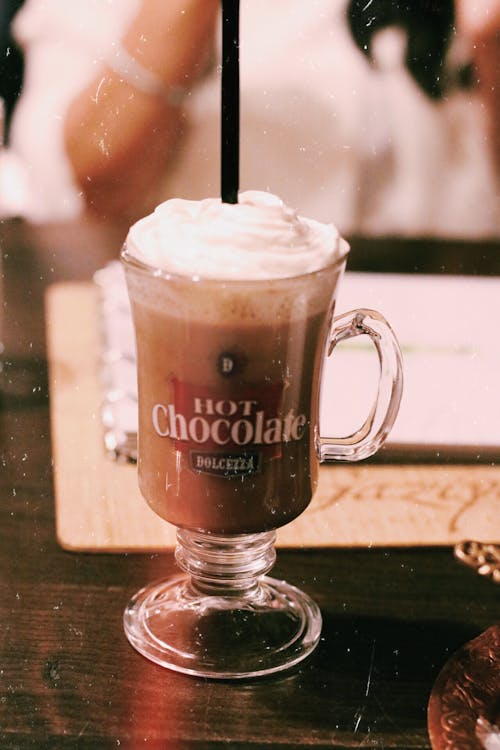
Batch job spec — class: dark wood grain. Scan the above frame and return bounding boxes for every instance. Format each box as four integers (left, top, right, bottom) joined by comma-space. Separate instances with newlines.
1, 218, 499, 749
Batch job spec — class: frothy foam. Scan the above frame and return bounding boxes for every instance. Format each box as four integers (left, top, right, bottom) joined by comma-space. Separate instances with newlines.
126, 191, 345, 280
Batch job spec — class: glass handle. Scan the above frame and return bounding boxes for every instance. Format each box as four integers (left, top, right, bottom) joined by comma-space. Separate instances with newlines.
317, 308, 403, 462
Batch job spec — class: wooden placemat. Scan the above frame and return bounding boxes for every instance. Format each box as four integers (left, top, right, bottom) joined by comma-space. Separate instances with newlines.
46, 282, 500, 552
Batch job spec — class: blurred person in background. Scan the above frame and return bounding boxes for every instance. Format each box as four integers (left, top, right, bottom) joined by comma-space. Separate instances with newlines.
0, 0, 24, 214
0, 0, 24, 137
1, 0, 498, 237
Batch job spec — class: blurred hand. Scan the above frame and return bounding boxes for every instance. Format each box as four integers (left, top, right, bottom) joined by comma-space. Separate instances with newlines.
455, 0, 500, 175
65, 0, 219, 221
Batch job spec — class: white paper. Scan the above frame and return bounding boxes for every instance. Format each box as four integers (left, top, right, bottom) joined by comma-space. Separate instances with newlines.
321, 272, 500, 456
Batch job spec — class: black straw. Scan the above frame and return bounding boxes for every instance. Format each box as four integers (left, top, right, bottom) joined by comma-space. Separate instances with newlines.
221, 0, 240, 204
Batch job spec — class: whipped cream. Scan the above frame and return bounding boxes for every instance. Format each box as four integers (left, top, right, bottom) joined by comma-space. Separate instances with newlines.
126, 191, 345, 280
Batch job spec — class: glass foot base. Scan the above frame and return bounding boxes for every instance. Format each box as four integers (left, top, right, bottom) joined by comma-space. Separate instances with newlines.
123, 574, 322, 679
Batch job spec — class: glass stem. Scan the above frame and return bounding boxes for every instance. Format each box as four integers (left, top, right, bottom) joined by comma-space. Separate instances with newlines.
175, 529, 277, 597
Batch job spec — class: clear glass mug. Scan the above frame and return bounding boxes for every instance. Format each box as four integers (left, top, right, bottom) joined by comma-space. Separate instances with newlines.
121, 240, 403, 679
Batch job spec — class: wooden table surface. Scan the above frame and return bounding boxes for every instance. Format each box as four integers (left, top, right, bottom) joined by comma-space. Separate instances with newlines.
1, 218, 499, 749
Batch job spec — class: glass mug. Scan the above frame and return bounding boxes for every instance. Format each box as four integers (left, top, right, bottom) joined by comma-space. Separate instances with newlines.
121, 240, 403, 679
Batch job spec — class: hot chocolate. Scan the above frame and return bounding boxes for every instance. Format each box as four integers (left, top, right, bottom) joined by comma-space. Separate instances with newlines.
127, 268, 343, 533
123, 190, 346, 533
